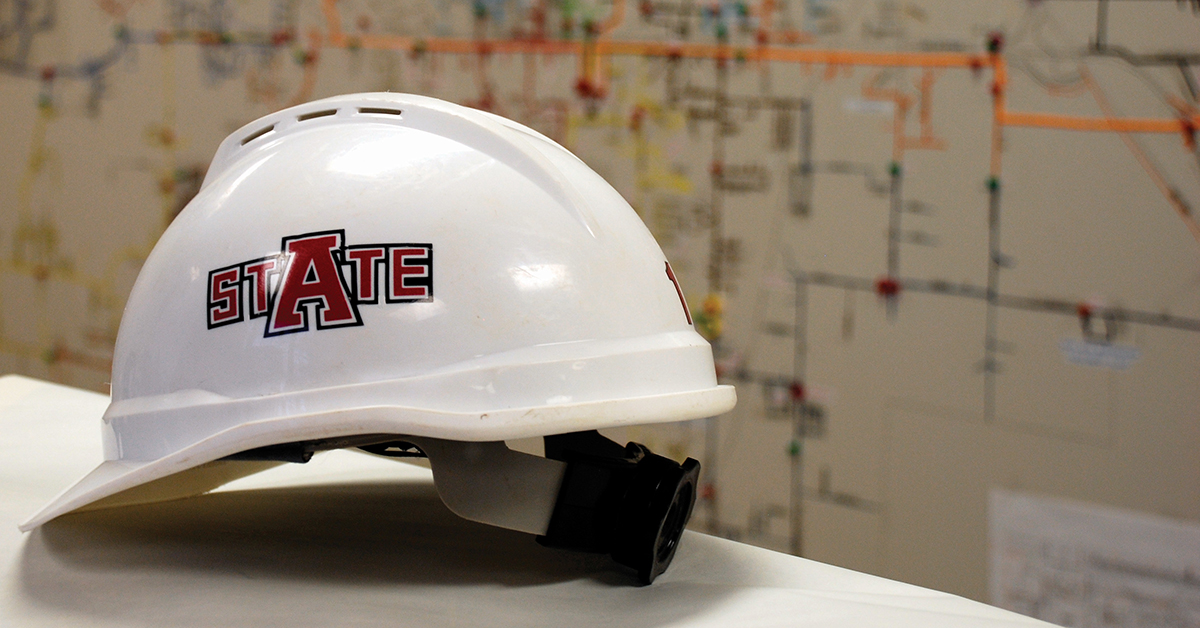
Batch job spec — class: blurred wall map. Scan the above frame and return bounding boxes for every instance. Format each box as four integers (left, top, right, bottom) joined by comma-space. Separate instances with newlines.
2, 0, 1199, 618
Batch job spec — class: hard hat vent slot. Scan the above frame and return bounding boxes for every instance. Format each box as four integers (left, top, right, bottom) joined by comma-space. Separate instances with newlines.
297, 108, 339, 122
240, 124, 276, 146
357, 106, 403, 117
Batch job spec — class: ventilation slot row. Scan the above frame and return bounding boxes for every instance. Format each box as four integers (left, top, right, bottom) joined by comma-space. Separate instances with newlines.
238, 105, 403, 149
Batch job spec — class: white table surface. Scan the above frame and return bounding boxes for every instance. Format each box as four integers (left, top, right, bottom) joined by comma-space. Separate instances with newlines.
0, 374, 1052, 627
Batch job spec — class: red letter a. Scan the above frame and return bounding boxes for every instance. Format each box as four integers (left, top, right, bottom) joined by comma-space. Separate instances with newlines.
266, 231, 361, 336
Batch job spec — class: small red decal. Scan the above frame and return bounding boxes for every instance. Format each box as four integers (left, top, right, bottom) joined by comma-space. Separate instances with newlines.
665, 261, 692, 325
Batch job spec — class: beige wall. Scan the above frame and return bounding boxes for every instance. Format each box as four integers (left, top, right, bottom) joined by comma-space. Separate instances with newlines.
2, 0, 1197, 604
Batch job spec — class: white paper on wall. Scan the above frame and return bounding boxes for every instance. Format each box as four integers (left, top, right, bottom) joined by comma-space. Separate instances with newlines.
990, 489, 1200, 628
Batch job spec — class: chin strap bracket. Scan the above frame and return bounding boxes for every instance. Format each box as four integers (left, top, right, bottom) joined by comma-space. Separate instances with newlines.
537, 430, 701, 585
356, 431, 699, 585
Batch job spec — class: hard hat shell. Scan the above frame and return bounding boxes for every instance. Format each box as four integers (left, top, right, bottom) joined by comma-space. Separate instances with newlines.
22, 93, 735, 530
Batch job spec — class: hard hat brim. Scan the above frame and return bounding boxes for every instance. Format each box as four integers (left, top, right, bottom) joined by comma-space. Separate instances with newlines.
21, 384, 735, 531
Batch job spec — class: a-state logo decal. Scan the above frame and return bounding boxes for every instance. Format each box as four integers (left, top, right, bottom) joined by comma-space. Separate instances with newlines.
207, 229, 432, 336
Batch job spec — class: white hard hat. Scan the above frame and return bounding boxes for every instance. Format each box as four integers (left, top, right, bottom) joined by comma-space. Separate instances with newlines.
22, 93, 735, 583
